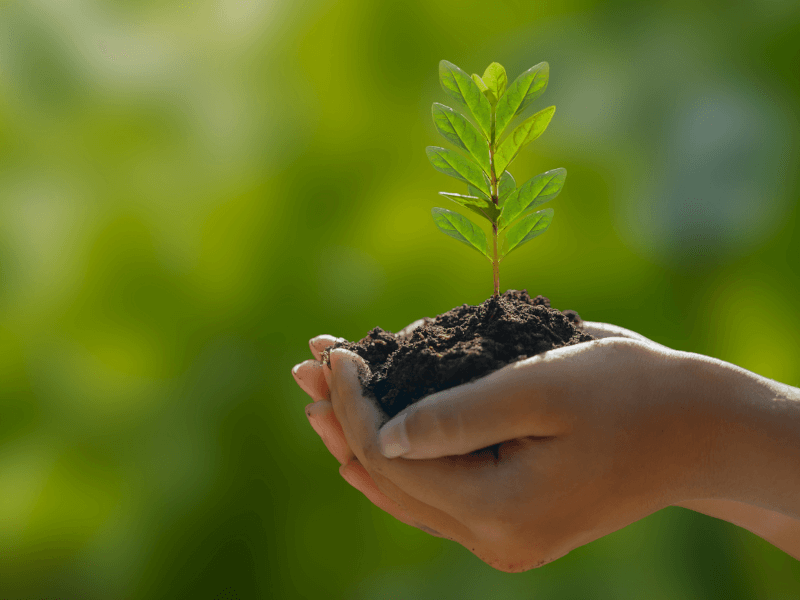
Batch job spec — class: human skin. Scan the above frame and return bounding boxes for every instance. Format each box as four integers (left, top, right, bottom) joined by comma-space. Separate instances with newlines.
292, 321, 800, 570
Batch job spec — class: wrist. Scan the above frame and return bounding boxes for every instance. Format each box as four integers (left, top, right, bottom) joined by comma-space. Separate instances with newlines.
678, 350, 800, 519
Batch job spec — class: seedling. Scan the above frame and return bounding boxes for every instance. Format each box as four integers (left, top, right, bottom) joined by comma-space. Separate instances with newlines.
428, 60, 566, 297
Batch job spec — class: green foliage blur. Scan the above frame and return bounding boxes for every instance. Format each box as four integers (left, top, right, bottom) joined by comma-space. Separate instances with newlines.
1, 0, 799, 597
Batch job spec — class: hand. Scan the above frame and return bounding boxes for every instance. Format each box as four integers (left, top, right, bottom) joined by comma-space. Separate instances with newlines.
323, 331, 705, 572
293, 320, 800, 566
292, 317, 620, 541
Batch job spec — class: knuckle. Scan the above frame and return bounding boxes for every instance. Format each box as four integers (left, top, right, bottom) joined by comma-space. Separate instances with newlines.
478, 542, 550, 573
410, 404, 458, 443
403, 408, 426, 446
472, 511, 560, 573
497, 546, 555, 573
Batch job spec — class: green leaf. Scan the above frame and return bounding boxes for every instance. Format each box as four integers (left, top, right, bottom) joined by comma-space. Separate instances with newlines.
502, 208, 554, 258
426, 146, 491, 197
439, 60, 492, 139
465, 182, 501, 222
467, 184, 491, 202
481, 62, 507, 101
440, 191, 500, 222
439, 192, 498, 222
432, 103, 491, 175
431, 207, 491, 259
494, 62, 549, 139
497, 170, 516, 202
499, 168, 565, 230
471, 74, 496, 104
494, 105, 556, 175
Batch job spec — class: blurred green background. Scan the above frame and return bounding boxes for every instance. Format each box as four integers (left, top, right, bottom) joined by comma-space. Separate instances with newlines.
1, 0, 799, 597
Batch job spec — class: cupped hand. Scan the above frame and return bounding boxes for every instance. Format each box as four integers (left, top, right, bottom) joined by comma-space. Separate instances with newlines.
294, 320, 800, 566
293, 319, 693, 570
328, 333, 709, 571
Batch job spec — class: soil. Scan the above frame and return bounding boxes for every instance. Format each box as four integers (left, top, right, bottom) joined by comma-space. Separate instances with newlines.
322, 289, 595, 434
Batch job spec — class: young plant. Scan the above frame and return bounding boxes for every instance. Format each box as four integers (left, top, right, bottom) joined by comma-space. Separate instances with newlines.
427, 60, 566, 297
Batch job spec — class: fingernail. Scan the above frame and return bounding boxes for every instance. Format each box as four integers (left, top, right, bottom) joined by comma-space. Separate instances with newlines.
292, 361, 322, 400
378, 412, 409, 458
323, 348, 345, 388
292, 363, 308, 390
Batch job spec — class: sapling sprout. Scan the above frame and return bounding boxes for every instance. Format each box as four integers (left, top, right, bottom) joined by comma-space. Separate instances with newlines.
427, 60, 566, 297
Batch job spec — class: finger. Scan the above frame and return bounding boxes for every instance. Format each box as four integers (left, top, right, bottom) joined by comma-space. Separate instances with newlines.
377, 353, 571, 460
339, 459, 444, 537
309, 335, 346, 362
324, 349, 384, 466
327, 348, 502, 526
306, 400, 356, 465
305, 383, 445, 537
581, 322, 669, 350
292, 360, 329, 401
580, 321, 649, 341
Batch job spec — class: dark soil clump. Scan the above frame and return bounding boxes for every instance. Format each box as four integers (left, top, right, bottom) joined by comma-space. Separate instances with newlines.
323, 289, 594, 426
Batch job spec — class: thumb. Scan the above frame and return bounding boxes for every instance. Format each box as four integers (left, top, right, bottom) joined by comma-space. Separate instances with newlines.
377, 361, 562, 460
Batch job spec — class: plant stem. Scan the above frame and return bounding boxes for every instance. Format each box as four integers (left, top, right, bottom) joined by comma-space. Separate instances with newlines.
492, 222, 499, 296
489, 103, 500, 297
